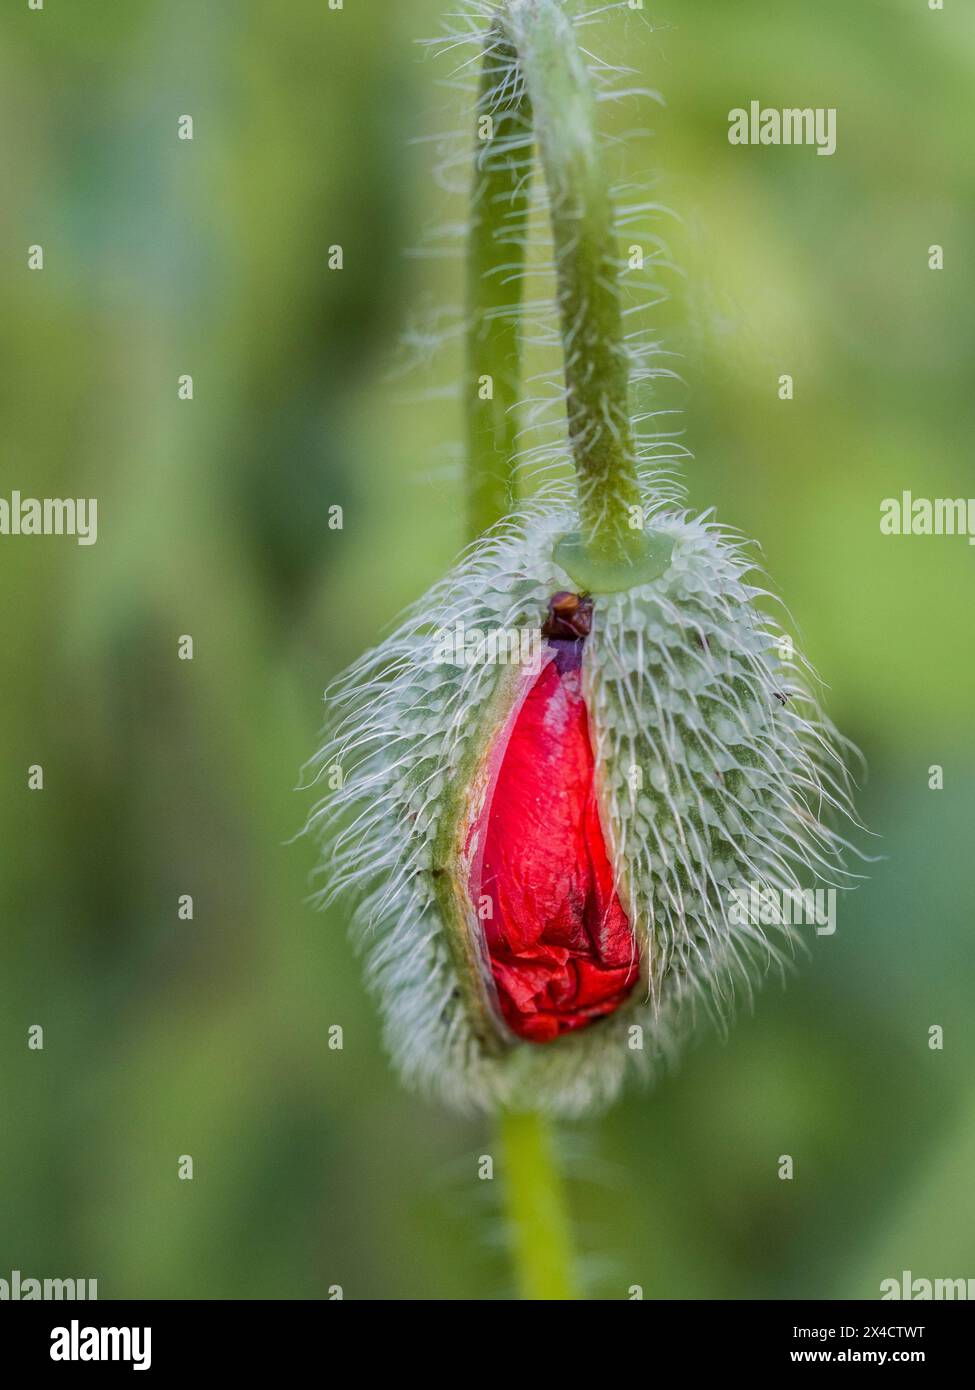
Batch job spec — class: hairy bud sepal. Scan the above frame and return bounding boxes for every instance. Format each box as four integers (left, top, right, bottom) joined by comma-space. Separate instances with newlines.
306, 498, 856, 1117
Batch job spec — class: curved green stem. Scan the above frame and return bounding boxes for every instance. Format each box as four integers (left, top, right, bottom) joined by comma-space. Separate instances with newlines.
465, 25, 534, 539
466, 0, 667, 587
506, 0, 641, 562
499, 1109, 578, 1300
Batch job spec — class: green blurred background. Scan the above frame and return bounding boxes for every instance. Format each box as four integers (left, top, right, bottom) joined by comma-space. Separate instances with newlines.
1, 0, 972, 1299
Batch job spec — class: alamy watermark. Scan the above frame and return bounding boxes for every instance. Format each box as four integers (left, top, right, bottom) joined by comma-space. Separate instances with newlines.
882, 1270, 975, 1300
728, 101, 837, 157
880, 492, 975, 544
432, 621, 542, 670
50, 1320, 151, 1372
0, 490, 98, 545
1, 1268, 97, 1300
728, 882, 836, 936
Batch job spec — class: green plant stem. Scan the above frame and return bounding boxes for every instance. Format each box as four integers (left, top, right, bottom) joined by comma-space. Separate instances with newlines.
499, 1109, 579, 1300
465, 25, 534, 539
506, 0, 642, 565
466, 0, 658, 587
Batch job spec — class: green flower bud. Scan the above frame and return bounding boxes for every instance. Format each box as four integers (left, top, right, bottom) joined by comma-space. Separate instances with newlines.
306, 493, 858, 1116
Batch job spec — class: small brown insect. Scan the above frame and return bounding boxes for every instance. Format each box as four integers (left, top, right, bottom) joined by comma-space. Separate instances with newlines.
542, 590, 593, 640
773, 690, 790, 706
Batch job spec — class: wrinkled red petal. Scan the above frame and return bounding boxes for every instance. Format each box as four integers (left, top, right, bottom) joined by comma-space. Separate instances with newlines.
469, 641, 639, 1042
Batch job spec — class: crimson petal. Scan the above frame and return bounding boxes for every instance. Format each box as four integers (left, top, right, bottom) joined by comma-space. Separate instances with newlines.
469, 635, 640, 1042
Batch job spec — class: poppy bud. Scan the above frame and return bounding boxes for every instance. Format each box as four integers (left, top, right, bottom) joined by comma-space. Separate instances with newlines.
306, 498, 856, 1116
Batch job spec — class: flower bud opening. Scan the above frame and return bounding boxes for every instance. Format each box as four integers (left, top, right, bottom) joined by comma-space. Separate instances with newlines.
468, 593, 640, 1043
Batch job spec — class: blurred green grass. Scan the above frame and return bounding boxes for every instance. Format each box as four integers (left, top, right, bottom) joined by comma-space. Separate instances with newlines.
1, 0, 973, 1298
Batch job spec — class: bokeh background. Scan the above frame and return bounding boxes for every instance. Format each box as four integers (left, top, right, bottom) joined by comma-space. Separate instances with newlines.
1, 0, 973, 1299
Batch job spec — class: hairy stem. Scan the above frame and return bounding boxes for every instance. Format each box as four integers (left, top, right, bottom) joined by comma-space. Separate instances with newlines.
466, 0, 663, 586
506, 0, 641, 564
465, 25, 534, 539
499, 1109, 579, 1300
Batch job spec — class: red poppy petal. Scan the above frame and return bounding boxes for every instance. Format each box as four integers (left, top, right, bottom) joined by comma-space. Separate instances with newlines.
470, 640, 640, 1041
